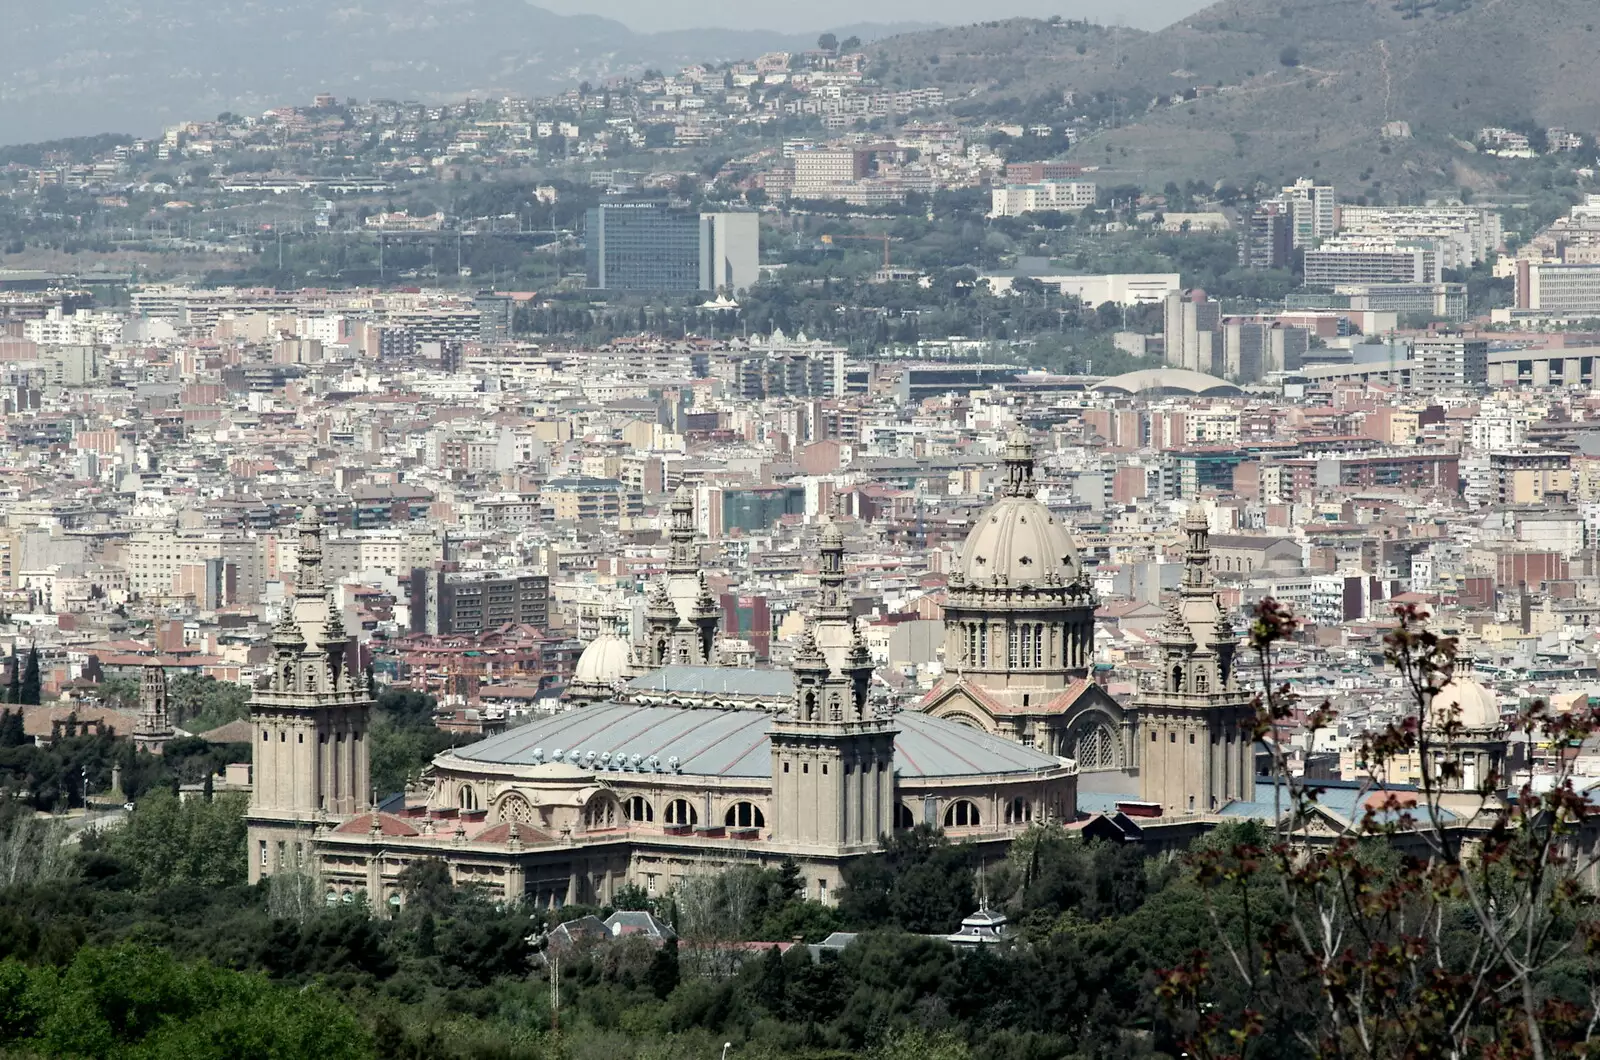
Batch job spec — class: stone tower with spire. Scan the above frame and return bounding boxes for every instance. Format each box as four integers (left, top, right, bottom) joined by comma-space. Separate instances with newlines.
246, 507, 375, 883
636, 485, 720, 669
770, 608, 896, 855
133, 664, 174, 755
1136, 504, 1256, 814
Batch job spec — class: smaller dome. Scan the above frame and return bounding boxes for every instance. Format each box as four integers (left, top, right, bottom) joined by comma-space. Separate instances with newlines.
958, 496, 1081, 586
821, 517, 844, 549
1428, 676, 1500, 731
574, 629, 630, 688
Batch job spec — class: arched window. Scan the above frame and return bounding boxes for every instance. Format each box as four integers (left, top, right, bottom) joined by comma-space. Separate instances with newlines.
583, 795, 619, 830
664, 799, 698, 826
894, 802, 916, 830
625, 796, 654, 823
1070, 719, 1119, 771
803, 690, 817, 721
1196, 670, 1209, 692
943, 799, 981, 828
1005, 797, 1032, 825
724, 802, 766, 829
1172, 664, 1184, 692
496, 793, 533, 824
457, 785, 478, 811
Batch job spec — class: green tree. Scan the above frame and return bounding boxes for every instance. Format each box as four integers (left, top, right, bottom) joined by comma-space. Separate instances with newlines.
839, 825, 975, 933
0, 709, 23, 747
20, 647, 39, 706
168, 675, 250, 732
109, 788, 247, 889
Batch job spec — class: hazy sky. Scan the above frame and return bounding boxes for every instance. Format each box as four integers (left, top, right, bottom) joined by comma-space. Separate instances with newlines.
535, 0, 1209, 34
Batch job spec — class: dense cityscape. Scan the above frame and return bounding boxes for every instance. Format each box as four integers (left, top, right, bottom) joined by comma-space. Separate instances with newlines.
1, 2, 1599, 1058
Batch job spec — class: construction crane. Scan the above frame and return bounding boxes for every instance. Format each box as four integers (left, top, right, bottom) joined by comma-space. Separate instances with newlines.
820, 232, 897, 269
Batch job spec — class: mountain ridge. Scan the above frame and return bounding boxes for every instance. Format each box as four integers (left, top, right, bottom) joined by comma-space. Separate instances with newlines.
868, 0, 1600, 192
0, 0, 932, 145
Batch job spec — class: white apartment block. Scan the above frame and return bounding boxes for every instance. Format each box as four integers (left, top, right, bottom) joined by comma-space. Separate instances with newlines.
1304, 240, 1443, 287
1515, 262, 1600, 316
124, 531, 271, 602
1281, 178, 1337, 247
1337, 205, 1504, 269
989, 181, 1098, 217
791, 148, 869, 199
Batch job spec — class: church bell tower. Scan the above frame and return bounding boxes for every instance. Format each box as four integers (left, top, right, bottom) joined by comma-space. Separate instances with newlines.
246, 507, 375, 882
769, 622, 897, 853
1137, 504, 1256, 814
133, 664, 174, 755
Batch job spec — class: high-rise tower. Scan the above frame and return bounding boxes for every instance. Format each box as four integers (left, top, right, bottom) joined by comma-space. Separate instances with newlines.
247, 509, 374, 882
1137, 504, 1255, 813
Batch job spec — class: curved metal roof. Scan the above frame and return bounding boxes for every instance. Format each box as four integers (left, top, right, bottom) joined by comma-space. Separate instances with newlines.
1091, 368, 1243, 396
451, 701, 1065, 780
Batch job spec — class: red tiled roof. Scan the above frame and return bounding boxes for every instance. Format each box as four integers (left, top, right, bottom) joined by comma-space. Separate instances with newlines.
20, 704, 135, 738
332, 812, 421, 837
471, 821, 553, 845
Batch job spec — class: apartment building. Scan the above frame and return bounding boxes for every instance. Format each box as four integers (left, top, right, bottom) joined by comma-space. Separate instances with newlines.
1514, 261, 1600, 316
542, 478, 645, 522
1337, 204, 1503, 269
411, 568, 550, 634
1305, 241, 1443, 287
988, 180, 1098, 217
1219, 321, 1309, 382
1163, 291, 1222, 374
123, 530, 267, 603
1411, 335, 1488, 391
1490, 450, 1572, 506
790, 148, 871, 199
1281, 178, 1337, 247
1240, 202, 1294, 270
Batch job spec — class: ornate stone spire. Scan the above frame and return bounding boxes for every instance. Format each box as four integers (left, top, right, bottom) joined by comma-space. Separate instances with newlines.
818, 511, 848, 617
646, 577, 676, 619
271, 609, 306, 655
296, 504, 325, 597
667, 484, 698, 574
1182, 502, 1212, 592
1158, 595, 1195, 649
692, 571, 719, 617
1000, 426, 1037, 498
320, 589, 348, 685
792, 623, 829, 672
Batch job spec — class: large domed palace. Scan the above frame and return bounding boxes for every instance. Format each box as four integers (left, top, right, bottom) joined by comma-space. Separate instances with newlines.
243, 429, 1255, 908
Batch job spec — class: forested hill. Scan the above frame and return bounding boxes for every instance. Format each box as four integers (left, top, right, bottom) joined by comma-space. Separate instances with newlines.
868, 0, 1600, 190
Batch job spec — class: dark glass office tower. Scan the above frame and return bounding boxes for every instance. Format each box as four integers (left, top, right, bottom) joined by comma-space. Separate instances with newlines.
585, 202, 701, 291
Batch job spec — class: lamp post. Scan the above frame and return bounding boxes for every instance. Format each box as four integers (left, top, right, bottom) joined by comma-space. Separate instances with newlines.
721, 1044, 733, 1060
